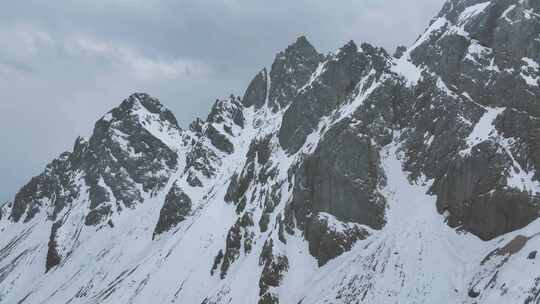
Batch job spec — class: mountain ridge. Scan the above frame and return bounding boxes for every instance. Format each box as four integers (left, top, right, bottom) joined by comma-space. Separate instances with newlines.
1, 0, 540, 303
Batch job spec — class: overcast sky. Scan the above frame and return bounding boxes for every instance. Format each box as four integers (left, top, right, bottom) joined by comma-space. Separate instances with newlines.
0, 0, 445, 203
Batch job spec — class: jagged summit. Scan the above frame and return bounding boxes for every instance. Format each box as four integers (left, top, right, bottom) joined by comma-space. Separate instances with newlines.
9, 92, 184, 225
241, 68, 268, 108
242, 36, 322, 111
285, 35, 319, 56
268, 35, 324, 110
1, 1, 540, 303
340, 39, 357, 52
104, 92, 180, 129
293, 35, 310, 45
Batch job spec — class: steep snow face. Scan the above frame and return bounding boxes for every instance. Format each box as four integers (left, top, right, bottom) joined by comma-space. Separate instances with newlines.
300, 141, 483, 303
299, 140, 540, 304
1, 1, 540, 303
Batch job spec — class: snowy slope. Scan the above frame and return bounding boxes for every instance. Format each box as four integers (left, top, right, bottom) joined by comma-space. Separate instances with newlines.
1, 0, 540, 303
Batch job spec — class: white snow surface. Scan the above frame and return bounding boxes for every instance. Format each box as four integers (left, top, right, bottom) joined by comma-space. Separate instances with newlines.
458, 2, 491, 24
2, 108, 538, 304
300, 140, 540, 304
2, 3, 540, 302
2, 76, 539, 304
460, 106, 505, 156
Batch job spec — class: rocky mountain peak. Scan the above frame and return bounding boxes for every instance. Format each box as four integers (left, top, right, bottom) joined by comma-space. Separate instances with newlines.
241, 68, 268, 108
268, 36, 324, 110
339, 39, 358, 54
206, 94, 244, 127
107, 92, 180, 130
82, 94, 183, 225
2, 1, 540, 303
285, 35, 319, 57
278, 38, 393, 154
8, 93, 184, 226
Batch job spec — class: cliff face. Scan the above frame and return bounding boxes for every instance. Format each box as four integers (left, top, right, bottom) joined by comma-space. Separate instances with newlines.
1, 1, 540, 303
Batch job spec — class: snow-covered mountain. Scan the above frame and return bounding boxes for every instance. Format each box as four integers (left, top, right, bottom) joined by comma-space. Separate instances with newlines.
1, 0, 540, 303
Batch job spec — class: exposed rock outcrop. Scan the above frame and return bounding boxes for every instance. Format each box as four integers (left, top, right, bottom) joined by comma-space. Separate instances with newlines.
2, 1, 540, 303
153, 183, 192, 237
268, 36, 323, 111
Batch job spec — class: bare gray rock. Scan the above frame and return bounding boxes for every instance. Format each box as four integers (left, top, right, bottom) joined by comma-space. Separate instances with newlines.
153, 183, 192, 237
268, 36, 323, 111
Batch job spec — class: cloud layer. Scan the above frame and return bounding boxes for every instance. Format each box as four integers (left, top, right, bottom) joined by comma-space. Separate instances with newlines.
0, 0, 444, 202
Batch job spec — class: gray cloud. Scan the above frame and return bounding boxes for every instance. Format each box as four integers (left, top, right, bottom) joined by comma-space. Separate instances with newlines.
0, 0, 445, 202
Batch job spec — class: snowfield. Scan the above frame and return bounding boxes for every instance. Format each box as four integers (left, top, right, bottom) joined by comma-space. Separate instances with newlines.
1, 0, 540, 303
